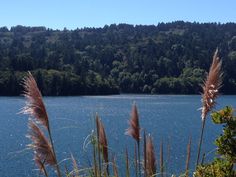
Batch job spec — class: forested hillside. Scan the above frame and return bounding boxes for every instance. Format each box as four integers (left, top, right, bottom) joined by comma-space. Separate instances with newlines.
1, 21, 236, 95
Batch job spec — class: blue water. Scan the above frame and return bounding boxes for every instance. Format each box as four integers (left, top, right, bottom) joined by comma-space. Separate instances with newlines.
0, 95, 235, 176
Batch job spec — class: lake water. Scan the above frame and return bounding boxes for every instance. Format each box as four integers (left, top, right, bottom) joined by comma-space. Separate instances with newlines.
0, 95, 235, 176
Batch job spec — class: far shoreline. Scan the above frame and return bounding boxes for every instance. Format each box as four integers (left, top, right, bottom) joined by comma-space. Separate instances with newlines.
1, 92, 236, 97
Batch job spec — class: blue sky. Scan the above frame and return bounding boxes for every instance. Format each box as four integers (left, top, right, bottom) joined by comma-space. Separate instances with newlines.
0, 0, 235, 29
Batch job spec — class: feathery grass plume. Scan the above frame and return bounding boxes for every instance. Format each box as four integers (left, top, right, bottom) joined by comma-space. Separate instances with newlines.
201, 48, 222, 121
196, 49, 222, 166
125, 103, 140, 142
125, 103, 141, 177
22, 72, 62, 177
160, 140, 164, 177
71, 154, 79, 177
125, 148, 130, 177
98, 119, 108, 163
112, 156, 119, 177
146, 134, 156, 177
22, 72, 49, 129
27, 121, 56, 173
96, 115, 109, 175
185, 137, 191, 177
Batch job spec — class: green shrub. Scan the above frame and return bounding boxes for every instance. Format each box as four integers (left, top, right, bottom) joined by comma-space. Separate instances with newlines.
195, 106, 236, 176
212, 106, 236, 163
194, 158, 235, 177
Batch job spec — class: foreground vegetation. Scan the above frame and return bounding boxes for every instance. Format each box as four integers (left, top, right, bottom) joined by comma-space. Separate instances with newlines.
20, 50, 236, 176
1, 22, 236, 95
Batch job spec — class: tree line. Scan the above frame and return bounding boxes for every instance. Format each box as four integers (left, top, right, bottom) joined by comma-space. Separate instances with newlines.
0, 21, 236, 95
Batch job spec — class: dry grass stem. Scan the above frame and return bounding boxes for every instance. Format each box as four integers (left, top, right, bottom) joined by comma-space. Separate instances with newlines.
166, 139, 171, 175
112, 156, 119, 177
185, 137, 191, 177
64, 165, 70, 177
71, 154, 79, 177
134, 143, 138, 177
96, 115, 102, 177
125, 148, 130, 177
35, 154, 49, 177
160, 140, 164, 177
143, 130, 147, 177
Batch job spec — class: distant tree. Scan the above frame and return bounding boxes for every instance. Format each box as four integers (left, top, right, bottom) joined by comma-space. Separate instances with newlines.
1, 22, 236, 95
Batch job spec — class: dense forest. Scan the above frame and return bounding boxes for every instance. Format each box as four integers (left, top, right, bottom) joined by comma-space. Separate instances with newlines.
0, 21, 236, 95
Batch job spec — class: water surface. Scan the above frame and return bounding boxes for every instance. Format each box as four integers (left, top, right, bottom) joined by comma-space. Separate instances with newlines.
0, 95, 235, 176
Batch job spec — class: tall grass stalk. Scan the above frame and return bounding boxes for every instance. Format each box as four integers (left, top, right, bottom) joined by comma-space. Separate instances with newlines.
125, 148, 130, 177
166, 139, 171, 177
201, 153, 206, 165
125, 103, 141, 177
112, 156, 119, 177
160, 140, 164, 177
64, 164, 69, 177
71, 154, 79, 177
22, 72, 62, 177
47, 125, 62, 177
92, 130, 98, 177
196, 119, 206, 167
134, 143, 138, 177
96, 115, 102, 177
146, 134, 156, 177
96, 115, 109, 175
196, 49, 222, 167
143, 130, 147, 177
36, 154, 49, 177
137, 142, 141, 177
185, 137, 191, 177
